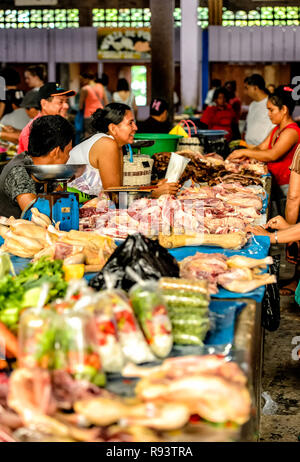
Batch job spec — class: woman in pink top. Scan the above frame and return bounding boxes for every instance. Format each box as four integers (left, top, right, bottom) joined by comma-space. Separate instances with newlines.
79, 73, 108, 135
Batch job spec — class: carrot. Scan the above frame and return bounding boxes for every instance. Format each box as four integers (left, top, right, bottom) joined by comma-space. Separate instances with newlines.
0, 321, 18, 358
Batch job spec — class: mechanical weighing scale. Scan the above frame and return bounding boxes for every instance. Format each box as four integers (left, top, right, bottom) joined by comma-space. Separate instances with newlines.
22, 164, 87, 231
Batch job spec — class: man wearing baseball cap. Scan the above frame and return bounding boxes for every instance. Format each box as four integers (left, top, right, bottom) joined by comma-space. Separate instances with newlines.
17, 82, 76, 154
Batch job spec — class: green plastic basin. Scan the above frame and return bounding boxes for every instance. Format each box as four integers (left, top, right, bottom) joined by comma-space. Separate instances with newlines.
133, 133, 182, 156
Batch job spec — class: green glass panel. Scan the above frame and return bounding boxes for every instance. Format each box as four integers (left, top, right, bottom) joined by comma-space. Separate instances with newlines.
106, 9, 118, 20
198, 7, 208, 19
287, 7, 298, 17
287, 20, 299, 25
261, 20, 274, 26
173, 8, 181, 20
235, 20, 248, 27
261, 7, 274, 19
235, 10, 247, 19
223, 10, 234, 19
144, 9, 151, 20
274, 7, 286, 19
274, 20, 287, 25
248, 10, 260, 19
248, 20, 260, 26
222, 20, 234, 26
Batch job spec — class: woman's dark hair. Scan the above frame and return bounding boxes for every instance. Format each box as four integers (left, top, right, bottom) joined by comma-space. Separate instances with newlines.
0, 67, 21, 86
28, 115, 74, 157
117, 78, 129, 92
101, 73, 109, 86
213, 87, 230, 103
244, 73, 268, 94
25, 65, 46, 83
268, 85, 296, 115
225, 80, 236, 92
211, 78, 221, 88
81, 72, 95, 81
90, 103, 131, 134
150, 98, 169, 116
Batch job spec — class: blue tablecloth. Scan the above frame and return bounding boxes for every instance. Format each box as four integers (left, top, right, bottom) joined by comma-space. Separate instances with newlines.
169, 235, 271, 303
10, 235, 270, 303
169, 235, 270, 260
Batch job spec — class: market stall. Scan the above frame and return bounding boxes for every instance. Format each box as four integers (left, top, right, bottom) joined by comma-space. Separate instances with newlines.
0, 143, 275, 442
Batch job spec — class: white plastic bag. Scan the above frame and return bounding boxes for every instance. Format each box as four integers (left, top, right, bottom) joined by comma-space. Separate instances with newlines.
68, 164, 102, 196
165, 152, 190, 183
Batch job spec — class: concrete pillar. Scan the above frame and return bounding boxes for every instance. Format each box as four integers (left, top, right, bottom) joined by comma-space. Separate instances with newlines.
97, 62, 104, 80
150, 0, 175, 119
180, 0, 199, 110
48, 61, 56, 82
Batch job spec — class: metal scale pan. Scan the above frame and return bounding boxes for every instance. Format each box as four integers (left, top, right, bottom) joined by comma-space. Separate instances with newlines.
25, 164, 87, 183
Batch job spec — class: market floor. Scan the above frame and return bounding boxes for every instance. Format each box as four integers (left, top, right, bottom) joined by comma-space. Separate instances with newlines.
259, 244, 300, 442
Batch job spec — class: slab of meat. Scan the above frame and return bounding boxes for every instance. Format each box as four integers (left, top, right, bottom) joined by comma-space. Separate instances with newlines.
180, 252, 228, 293
204, 217, 246, 233
133, 354, 251, 425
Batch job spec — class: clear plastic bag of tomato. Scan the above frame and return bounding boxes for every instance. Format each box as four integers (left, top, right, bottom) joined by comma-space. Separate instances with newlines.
18, 307, 106, 387
98, 289, 155, 365
129, 281, 173, 358
89, 292, 125, 373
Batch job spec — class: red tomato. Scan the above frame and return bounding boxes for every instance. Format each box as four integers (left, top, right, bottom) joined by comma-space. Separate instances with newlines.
84, 353, 101, 370
97, 320, 116, 336
153, 304, 167, 316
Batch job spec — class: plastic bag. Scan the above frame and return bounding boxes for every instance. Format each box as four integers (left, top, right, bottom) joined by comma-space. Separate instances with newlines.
0, 252, 15, 279
169, 124, 188, 137
165, 152, 190, 183
98, 290, 155, 364
68, 164, 102, 197
129, 281, 173, 358
89, 234, 180, 292
261, 254, 280, 331
158, 277, 210, 345
92, 291, 126, 371
262, 391, 278, 415
19, 306, 106, 387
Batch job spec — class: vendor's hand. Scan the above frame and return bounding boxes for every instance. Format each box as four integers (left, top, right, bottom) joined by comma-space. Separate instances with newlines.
152, 179, 179, 198
246, 224, 271, 236
265, 215, 289, 230
2, 125, 17, 133
227, 149, 248, 161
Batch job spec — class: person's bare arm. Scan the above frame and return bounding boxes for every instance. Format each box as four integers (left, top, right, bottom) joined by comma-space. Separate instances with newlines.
151, 179, 179, 198
102, 87, 109, 107
228, 128, 298, 162
16, 193, 37, 211
285, 170, 300, 224
247, 222, 300, 244
0, 127, 21, 144
0, 102, 5, 120
89, 137, 122, 189
79, 88, 87, 111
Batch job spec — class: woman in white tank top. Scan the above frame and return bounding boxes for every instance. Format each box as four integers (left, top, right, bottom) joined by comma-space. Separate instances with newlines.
68, 102, 179, 198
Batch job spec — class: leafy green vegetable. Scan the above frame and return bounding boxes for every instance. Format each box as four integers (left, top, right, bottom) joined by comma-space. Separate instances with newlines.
0, 257, 67, 329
